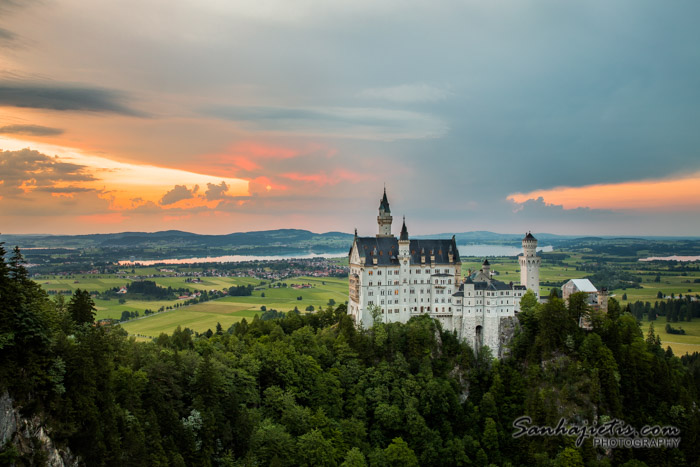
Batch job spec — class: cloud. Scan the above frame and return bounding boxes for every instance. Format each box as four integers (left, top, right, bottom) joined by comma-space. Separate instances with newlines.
358, 84, 451, 103
205, 105, 447, 141
0, 0, 36, 13
281, 169, 366, 186
204, 181, 229, 200
32, 186, 96, 193
0, 148, 96, 197
508, 172, 700, 212
0, 150, 111, 219
0, 82, 146, 116
0, 124, 64, 136
159, 184, 199, 205
0, 27, 16, 44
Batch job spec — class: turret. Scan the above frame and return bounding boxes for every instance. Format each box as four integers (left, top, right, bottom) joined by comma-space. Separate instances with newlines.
398, 217, 410, 257
519, 231, 540, 298
522, 231, 537, 256
377, 187, 393, 237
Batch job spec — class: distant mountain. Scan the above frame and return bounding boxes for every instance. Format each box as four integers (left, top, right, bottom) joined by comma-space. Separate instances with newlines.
416, 231, 578, 246
3, 229, 698, 254
2, 229, 354, 250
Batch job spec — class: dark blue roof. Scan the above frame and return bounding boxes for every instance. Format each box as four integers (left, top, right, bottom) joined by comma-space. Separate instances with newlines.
352, 236, 460, 266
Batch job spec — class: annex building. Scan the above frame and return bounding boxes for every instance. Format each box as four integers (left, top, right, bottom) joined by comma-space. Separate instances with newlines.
348, 189, 540, 355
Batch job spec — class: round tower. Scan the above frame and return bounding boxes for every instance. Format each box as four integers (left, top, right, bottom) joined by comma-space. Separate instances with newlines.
377, 187, 393, 237
519, 232, 540, 298
481, 259, 491, 279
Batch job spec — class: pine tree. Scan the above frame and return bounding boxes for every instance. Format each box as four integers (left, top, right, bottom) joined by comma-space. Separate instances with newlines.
68, 289, 96, 326
8, 246, 29, 283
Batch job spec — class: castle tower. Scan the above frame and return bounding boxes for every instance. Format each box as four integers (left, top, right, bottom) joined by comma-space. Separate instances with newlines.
398, 217, 410, 257
598, 287, 609, 313
377, 188, 393, 237
519, 232, 540, 298
481, 259, 491, 279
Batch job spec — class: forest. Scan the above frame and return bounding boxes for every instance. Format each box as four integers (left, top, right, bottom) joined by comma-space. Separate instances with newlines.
1, 243, 700, 466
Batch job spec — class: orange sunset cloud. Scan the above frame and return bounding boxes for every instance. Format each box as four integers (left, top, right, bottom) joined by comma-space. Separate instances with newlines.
508, 172, 700, 211
0, 137, 249, 215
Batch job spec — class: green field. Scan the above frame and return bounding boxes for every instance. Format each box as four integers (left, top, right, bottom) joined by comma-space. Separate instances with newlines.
121, 276, 348, 339
638, 318, 700, 356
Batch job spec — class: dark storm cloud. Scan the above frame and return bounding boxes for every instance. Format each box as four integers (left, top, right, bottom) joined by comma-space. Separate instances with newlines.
0, 82, 146, 116
0, 124, 64, 136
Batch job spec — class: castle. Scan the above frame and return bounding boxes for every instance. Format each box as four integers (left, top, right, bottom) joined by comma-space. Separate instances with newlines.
348, 189, 540, 355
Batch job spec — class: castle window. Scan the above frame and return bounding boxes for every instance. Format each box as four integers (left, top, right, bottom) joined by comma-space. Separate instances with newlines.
369, 271, 373, 276
395, 290, 398, 295
369, 281, 373, 286
378, 271, 382, 275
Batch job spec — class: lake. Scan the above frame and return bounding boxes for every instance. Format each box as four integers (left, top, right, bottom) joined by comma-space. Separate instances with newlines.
458, 244, 553, 257
119, 244, 553, 265
118, 252, 348, 266
639, 255, 700, 262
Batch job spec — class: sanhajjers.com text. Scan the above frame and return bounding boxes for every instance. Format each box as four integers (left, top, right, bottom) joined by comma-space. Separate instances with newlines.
512, 416, 681, 448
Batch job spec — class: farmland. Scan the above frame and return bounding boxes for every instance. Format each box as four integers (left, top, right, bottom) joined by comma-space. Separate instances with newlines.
121, 276, 347, 338
32, 271, 348, 339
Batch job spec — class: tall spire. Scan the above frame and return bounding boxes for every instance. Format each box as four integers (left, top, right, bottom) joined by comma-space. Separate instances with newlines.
379, 186, 391, 213
400, 216, 408, 241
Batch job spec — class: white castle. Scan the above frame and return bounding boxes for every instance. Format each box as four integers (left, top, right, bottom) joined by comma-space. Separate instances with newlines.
348, 189, 540, 355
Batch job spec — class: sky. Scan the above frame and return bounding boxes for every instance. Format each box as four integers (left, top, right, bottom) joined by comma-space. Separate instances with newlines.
1, 0, 700, 236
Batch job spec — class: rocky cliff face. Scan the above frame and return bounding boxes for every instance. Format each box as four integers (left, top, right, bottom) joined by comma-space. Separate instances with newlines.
498, 316, 519, 359
0, 391, 78, 466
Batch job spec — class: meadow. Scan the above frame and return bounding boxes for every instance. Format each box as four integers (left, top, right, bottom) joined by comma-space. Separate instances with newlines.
120, 276, 347, 339
638, 318, 700, 357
